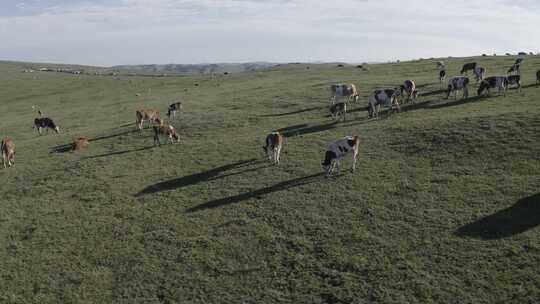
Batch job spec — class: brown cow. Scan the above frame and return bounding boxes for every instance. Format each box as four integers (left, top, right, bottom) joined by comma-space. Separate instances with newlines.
263, 132, 284, 164
1, 139, 15, 168
136, 109, 161, 131
73, 137, 90, 151
153, 122, 179, 145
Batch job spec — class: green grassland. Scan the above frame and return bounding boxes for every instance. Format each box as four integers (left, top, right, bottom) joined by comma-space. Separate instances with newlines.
1, 56, 539, 303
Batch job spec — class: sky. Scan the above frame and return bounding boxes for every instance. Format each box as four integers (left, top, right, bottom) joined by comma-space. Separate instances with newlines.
0, 0, 539, 66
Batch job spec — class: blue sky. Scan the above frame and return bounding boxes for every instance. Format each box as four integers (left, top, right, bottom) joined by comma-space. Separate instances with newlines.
0, 0, 539, 66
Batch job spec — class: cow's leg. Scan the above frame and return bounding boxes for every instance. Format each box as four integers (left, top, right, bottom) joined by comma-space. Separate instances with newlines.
2, 153, 6, 168
352, 150, 358, 173
275, 146, 281, 164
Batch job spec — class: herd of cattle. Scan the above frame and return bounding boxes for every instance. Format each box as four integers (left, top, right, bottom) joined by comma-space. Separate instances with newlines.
2, 61, 540, 176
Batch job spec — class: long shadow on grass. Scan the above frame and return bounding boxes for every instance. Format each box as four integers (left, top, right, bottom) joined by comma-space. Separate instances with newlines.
456, 193, 540, 240
83, 146, 155, 159
522, 83, 539, 89
187, 172, 324, 212
259, 106, 325, 117
278, 121, 339, 137
136, 159, 262, 196
50, 129, 138, 153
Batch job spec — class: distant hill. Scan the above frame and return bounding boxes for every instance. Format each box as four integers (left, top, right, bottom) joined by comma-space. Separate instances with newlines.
113, 62, 277, 75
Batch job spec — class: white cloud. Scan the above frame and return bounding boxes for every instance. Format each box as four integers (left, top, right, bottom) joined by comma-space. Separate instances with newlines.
0, 0, 539, 65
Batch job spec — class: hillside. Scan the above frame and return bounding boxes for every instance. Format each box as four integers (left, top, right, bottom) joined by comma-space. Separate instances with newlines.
0, 56, 539, 303
114, 62, 276, 75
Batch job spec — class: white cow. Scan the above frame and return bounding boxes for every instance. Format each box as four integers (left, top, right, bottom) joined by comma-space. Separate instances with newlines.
321, 136, 360, 176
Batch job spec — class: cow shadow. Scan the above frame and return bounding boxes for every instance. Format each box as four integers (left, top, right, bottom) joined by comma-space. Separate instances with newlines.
455, 193, 540, 240
50, 129, 137, 154
186, 173, 324, 212
136, 159, 262, 196
259, 106, 326, 117
420, 89, 447, 97
88, 129, 136, 142
278, 121, 339, 137
83, 146, 155, 159
522, 83, 539, 89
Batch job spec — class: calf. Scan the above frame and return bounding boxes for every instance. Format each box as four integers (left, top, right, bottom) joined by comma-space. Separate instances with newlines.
136, 109, 161, 131
446, 76, 470, 99
400, 80, 418, 103
507, 75, 522, 92
321, 135, 360, 176
330, 83, 359, 104
536, 70, 540, 86
153, 123, 179, 146
263, 132, 284, 165
368, 89, 400, 118
329, 102, 347, 121
33, 117, 60, 135
1, 139, 15, 168
439, 70, 447, 86
477, 76, 508, 97
473, 67, 486, 82
73, 137, 90, 151
460, 62, 477, 74
167, 102, 182, 119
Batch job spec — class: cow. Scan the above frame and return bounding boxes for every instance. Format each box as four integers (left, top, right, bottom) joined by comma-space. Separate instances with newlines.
263, 132, 284, 165
73, 137, 90, 151
321, 135, 360, 176
515, 58, 524, 65
436, 61, 445, 70
329, 102, 347, 121
33, 117, 60, 135
507, 75, 522, 92
460, 62, 477, 74
477, 76, 508, 97
507, 64, 520, 76
368, 88, 400, 118
400, 80, 418, 104
167, 102, 182, 120
136, 109, 161, 131
1, 139, 15, 168
330, 83, 359, 104
153, 122, 179, 146
473, 67, 486, 82
536, 70, 540, 86
446, 76, 470, 99
439, 70, 447, 86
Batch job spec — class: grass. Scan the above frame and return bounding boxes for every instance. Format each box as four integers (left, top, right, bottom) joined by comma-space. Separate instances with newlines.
1, 56, 539, 303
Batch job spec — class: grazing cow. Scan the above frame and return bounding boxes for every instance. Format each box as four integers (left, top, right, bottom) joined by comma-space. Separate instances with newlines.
439, 70, 447, 86
1, 139, 15, 168
329, 102, 347, 121
460, 62, 477, 74
515, 58, 524, 65
33, 117, 60, 135
507, 75, 522, 92
330, 83, 359, 104
436, 61, 445, 70
446, 76, 470, 99
507, 64, 520, 75
136, 109, 161, 130
477, 76, 509, 97
536, 70, 540, 86
368, 88, 400, 118
167, 102, 182, 119
263, 132, 284, 165
153, 122, 179, 146
321, 136, 360, 176
400, 80, 418, 103
473, 67, 486, 82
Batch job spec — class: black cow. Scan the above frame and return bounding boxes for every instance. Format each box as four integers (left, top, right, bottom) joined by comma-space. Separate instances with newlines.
507, 64, 520, 75
167, 102, 182, 119
536, 70, 540, 86
460, 62, 477, 74
33, 118, 60, 135
439, 70, 446, 86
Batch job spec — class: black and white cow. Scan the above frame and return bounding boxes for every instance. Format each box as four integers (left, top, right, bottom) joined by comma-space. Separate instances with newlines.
321, 135, 360, 176
507, 64, 520, 75
329, 102, 347, 121
330, 83, 359, 104
167, 102, 182, 119
367, 88, 400, 118
400, 80, 418, 104
439, 70, 447, 86
507, 75, 522, 92
515, 58, 524, 65
536, 70, 540, 86
477, 76, 508, 97
473, 67, 486, 82
33, 118, 60, 135
460, 62, 477, 74
446, 76, 470, 99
